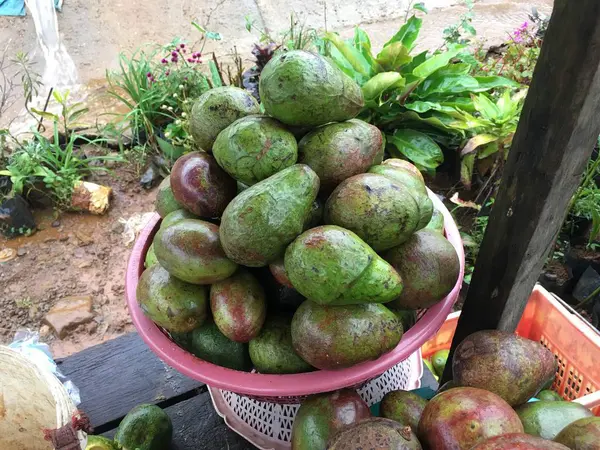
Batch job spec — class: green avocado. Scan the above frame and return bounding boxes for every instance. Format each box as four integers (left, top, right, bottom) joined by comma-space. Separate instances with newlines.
291, 300, 403, 370
160, 208, 198, 229
189, 86, 259, 151
284, 225, 403, 305
189, 321, 252, 371
155, 176, 182, 218
114, 404, 172, 450
537, 390, 563, 402
516, 400, 593, 440
85, 435, 119, 450
368, 159, 433, 230
259, 50, 364, 127
249, 316, 313, 374
144, 243, 158, 268
154, 219, 238, 284
219, 164, 320, 267
213, 115, 298, 185
431, 349, 449, 378
425, 206, 444, 233
136, 264, 208, 333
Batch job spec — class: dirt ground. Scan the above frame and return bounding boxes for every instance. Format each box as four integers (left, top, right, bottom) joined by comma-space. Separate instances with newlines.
0, 162, 156, 358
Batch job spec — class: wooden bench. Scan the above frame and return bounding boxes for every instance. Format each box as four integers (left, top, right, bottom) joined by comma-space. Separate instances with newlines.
58, 332, 438, 449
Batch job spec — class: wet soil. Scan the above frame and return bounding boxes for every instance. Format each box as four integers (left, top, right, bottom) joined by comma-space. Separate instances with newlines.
0, 162, 156, 358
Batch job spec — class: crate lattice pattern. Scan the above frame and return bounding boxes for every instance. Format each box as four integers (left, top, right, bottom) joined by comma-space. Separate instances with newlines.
219, 355, 416, 443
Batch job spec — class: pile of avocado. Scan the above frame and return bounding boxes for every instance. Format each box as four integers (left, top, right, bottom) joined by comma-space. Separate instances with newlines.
290, 329, 600, 450
141, 49, 461, 375
85, 404, 172, 450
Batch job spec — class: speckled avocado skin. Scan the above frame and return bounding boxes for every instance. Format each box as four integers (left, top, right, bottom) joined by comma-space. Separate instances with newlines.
298, 119, 383, 194
328, 417, 422, 450
324, 173, 422, 251
249, 315, 313, 374
219, 164, 320, 267
210, 268, 266, 343
369, 159, 433, 230
453, 330, 557, 406
291, 389, 371, 450
213, 115, 298, 186
384, 229, 459, 309
291, 300, 403, 370
259, 50, 364, 127
284, 225, 403, 305
137, 264, 208, 333
418, 387, 524, 450
189, 86, 259, 151
154, 219, 238, 284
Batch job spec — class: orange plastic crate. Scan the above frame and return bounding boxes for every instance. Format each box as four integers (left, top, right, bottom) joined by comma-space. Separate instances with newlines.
422, 285, 600, 415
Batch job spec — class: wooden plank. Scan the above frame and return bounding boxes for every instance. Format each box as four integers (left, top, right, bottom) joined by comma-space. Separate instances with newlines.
102, 391, 255, 450
443, 0, 600, 383
58, 333, 202, 428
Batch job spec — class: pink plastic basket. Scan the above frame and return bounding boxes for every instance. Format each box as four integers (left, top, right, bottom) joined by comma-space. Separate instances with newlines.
125, 190, 465, 401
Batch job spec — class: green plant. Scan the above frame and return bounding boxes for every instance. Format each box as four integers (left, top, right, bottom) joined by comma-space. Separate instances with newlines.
31, 89, 89, 139
460, 199, 493, 284
443, 0, 476, 46
245, 13, 320, 52
474, 21, 541, 85
321, 13, 518, 173
457, 89, 526, 188
0, 123, 121, 209
106, 29, 215, 148
568, 153, 600, 245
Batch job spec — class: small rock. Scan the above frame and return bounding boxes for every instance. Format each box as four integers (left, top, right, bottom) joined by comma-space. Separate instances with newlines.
44, 237, 57, 243
39, 324, 51, 337
59, 235, 69, 242
573, 266, 600, 302
43, 295, 94, 339
73, 248, 86, 258
51, 220, 61, 228
78, 261, 92, 269
16, 248, 26, 257
75, 231, 94, 246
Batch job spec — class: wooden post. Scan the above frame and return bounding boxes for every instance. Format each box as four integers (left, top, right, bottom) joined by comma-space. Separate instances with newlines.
441, 0, 600, 384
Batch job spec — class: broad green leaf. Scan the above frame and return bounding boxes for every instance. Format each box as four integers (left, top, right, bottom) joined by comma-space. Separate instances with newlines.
384, 15, 422, 50
412, 48, 462, 79
472, 93, 500, 121
362, 72, 405, 104
387, 129, 443, 170
327, 46, 366, 84
478, 141, 500, 159
401, 50, 428, 74
53, 90, 65, 104
353, 28, 379, 70
472, 76, 520, 92
157, 136, 185, 160
413, 2, 428, 13
463, 23, 477, 36
376, 43, 412, 71
416, 74, 479, 97
434, 63, 471, 76
404, 100, 457, 114
324, 32, 372, 76
208, 60, 223, 87
429, 96, 476, 112
460, 134, 498, 156
460, 153, 476, 189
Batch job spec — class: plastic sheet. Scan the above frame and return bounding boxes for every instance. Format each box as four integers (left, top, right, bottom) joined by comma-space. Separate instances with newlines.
9, 329, 80, 406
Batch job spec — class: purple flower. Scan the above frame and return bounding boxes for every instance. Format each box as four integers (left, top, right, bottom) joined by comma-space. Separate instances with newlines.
187, 58, 194, 63
146, 72, 152, 78
180, 43, 185, 48
161, 58, 168, 64
165, 71, 170, 76
171, 51, 178, 57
